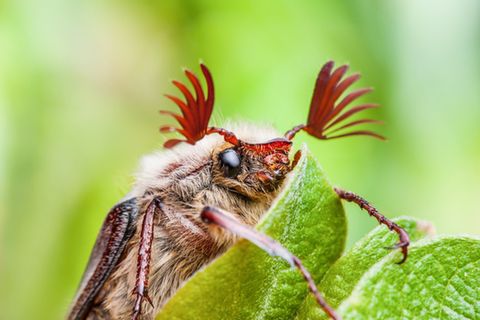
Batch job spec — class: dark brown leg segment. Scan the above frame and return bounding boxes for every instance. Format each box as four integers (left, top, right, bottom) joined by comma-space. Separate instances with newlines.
290, 149, 302, 170
334, 187, 410, 264
132, 198, 161, 320
200, 206, 340, 320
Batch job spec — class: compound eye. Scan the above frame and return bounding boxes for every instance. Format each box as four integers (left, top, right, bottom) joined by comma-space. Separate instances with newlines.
219, 148, 241, 178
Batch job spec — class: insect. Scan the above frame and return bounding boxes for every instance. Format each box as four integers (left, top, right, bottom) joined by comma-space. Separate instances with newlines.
68, 61, 410, 320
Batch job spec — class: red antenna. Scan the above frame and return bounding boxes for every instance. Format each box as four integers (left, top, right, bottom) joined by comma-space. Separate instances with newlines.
160, 64, 215, 148
285, 61, 385, 141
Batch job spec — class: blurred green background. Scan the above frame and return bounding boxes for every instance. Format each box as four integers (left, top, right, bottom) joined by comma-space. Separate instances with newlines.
1, 1, 479, 319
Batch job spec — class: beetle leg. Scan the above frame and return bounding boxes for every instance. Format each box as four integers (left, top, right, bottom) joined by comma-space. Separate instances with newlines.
290, 149, 302, 170
200, 206, 340, 320
334, 187, 410, 264
132, 198, 161, 320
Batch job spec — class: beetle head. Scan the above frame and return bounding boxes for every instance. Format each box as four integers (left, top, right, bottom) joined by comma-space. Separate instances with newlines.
159, 61, 384, 196
206, 131, 292, 199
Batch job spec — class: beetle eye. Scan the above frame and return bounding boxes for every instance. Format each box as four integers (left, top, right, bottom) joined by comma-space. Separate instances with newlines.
219, 149, 241, 178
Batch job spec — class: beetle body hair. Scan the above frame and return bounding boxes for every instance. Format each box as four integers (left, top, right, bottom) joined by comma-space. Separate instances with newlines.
87, 122, 287, 319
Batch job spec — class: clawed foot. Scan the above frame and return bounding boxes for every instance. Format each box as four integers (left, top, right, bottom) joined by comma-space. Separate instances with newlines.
384, 240, 409, 264
334, 187, 411, 266
132, 291, 154, 320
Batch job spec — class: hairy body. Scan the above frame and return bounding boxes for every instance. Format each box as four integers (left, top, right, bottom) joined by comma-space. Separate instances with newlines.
84, 125, 283, 319
69, 62, 409, 320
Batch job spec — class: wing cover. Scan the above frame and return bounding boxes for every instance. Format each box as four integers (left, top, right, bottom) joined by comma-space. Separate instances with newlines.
68, 198, 139, 320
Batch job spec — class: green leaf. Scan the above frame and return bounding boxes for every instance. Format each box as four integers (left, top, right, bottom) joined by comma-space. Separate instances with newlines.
339, 236, 480, 319
157, 146, 479, 320
157, 146, 347, 320
296, 217, 435, 319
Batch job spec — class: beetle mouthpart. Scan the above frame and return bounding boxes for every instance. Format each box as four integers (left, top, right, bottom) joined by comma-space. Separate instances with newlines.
262, 152, 291, 179
256, 172, 275, 184
264, 152, 290, 166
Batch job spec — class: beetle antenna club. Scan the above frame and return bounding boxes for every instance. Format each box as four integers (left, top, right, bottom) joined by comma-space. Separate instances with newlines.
160, 64, 216, 148
285, 60, 384, 141
160, 64, 241, 148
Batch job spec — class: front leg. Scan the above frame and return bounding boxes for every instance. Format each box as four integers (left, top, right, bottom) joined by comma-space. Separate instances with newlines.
200, 206, 340, 320
132, 197, 162, 320
334, 187, 410, 264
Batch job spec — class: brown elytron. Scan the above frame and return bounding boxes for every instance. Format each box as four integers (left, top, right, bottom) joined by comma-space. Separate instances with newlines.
68, 61, 409, 320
